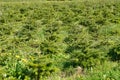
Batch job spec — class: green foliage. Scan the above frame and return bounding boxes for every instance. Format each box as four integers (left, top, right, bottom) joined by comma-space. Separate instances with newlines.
0, 0, 120, 79
0, 52, 57, 79
108, 44, 120, 61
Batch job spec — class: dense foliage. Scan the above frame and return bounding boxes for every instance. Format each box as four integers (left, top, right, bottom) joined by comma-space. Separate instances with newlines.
0, 0, 120, 79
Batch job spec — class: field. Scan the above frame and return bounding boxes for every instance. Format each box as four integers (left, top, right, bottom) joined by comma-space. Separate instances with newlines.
0, 0, 120, 80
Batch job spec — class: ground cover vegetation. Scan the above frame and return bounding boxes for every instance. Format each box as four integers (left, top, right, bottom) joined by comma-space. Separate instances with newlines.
0, 0, 120, 80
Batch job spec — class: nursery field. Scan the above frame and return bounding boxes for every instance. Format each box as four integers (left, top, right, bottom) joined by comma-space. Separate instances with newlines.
0, 0, 120, 80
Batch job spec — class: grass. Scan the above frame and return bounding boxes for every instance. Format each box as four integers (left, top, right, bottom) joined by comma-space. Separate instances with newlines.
0, 0, 120, 80
39, 61, 119, 80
